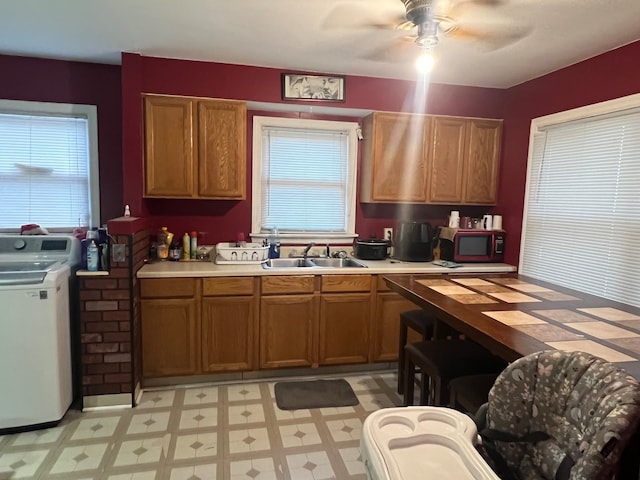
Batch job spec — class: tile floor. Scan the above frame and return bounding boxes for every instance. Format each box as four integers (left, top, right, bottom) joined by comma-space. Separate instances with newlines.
0, 370, 402, 479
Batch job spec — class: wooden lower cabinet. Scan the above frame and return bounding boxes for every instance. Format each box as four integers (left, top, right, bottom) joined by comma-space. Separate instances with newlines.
319, 293, 371, 365
371, 292, 418, 362
201, 277, 257, 372
319, 274, 372, 366
140, 278, 200, 378
139, 273, 426, 380
141, 298, 199, 378
201, 296, 256, 372
260, 294, 317, 368
259, 275, 317, 369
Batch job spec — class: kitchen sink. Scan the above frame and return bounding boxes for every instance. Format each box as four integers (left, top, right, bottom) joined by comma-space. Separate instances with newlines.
262, 257, 367, 269
308, 258, 367, 268
263, 258, 316, 268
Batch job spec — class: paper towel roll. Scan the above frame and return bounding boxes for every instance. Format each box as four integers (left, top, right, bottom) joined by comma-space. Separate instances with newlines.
493, 215, 503, 230
448, 211, 460, 228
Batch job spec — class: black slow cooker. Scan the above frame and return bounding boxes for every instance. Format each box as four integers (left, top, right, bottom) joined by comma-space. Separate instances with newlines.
353, 238, 390, 260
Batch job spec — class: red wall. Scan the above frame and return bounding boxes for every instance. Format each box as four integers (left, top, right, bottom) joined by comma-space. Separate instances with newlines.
121, 53, 505, 244
0, 54, 123, 224
5, 40, 639, 257
498, 40, 640, 264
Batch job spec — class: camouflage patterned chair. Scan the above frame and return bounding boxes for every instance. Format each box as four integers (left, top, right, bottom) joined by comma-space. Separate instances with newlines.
476, 350, 640, 480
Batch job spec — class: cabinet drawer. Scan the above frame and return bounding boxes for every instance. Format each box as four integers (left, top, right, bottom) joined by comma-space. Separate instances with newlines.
322, 275, 372, 293
203, 277, 255, 296
140, 278, 197, 298
261, 275, 315, 294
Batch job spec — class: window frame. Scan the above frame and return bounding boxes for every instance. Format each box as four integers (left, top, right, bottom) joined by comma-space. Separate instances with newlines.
520, 92, 640, 306
0, 99, 100, 232
250, 115, 359, 245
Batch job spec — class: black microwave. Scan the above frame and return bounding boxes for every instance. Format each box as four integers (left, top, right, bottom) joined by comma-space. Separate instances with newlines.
439, 229, 505, 263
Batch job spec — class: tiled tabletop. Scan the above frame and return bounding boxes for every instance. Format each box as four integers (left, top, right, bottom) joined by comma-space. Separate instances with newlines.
388, 273, 640, 379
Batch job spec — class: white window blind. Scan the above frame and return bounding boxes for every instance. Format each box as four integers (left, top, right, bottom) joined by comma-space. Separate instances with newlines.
0, 100, 99, 231
252, 116, 358, 242
520, 107, 640, 307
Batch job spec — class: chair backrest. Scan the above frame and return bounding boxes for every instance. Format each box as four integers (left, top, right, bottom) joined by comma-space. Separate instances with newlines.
483, 350, 640, 480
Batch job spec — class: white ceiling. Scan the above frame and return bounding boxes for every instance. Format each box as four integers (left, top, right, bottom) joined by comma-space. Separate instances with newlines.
1, 0, 640, 88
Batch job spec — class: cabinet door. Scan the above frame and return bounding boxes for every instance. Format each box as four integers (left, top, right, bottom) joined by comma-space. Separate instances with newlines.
463, 119, 502, 204
198, 99, 247, 199
427, 116, 467, 203
144, 95, 196, 197
319, 293, 371, 365
362, 112, 430, 202
141, 298, 199, 377
371, 292, 418, 362
201, 296, 256, 372
260, 295, 317, 369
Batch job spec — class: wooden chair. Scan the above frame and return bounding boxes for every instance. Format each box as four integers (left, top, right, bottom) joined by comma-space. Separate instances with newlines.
403, 339, 506, 406
396, 309, 438, 395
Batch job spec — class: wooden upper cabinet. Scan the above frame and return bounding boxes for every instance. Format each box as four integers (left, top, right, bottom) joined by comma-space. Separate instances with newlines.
143, 94, 247, 199
463, 119, 502, 204
427, 116, 502, 205
361, 111, 502, 205
360, 112, 430, 203
198, 99, 246, 199
144, 95, 196, 197
427, 116, 467, 203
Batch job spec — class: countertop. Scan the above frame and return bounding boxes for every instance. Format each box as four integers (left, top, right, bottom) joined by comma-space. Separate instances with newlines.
137, 257, 516, 278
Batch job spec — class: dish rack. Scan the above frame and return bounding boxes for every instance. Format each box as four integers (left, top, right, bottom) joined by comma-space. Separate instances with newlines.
215, 242, 269, 264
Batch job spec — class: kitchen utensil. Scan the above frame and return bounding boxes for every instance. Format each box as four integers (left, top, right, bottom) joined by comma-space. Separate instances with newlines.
393, 222, 435, 262
353, 238, 390, 260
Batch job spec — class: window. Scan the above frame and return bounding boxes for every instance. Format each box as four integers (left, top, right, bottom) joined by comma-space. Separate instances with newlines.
251, 116, 358, 244
0, 99, 99, 232
520, 94, 640, 307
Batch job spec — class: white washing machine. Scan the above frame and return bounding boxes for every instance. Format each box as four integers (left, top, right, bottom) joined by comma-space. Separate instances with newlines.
0, 235, 80, 433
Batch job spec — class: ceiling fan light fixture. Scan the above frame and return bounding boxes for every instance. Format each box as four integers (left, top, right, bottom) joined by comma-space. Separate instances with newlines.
415, 21, 439, 48
416, 48, 435, 73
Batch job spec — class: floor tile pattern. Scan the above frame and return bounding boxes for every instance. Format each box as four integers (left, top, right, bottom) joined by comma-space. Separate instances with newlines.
0, 371, 401, 479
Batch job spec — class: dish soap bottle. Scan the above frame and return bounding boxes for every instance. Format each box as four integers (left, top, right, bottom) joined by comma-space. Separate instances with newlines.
268, 227, 280, 259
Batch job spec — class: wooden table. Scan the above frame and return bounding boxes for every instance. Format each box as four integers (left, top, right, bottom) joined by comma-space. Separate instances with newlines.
384, 272, 640, 380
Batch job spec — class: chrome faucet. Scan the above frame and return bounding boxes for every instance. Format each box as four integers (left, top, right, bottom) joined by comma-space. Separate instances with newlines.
303, 242, 316, 258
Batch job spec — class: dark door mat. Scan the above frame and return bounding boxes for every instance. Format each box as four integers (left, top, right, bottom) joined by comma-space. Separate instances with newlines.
274, 379, 359, 410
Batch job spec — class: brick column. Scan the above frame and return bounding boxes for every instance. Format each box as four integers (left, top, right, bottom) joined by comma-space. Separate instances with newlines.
78, 216, 150, 407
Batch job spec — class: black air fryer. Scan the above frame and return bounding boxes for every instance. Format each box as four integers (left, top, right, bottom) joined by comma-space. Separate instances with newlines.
393, 221, 434, 262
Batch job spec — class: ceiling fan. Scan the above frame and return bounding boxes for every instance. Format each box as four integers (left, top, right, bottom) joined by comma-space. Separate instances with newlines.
324, 0, 531, 63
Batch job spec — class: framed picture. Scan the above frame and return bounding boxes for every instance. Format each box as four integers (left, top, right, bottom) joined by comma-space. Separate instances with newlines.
282, 73, 346, 102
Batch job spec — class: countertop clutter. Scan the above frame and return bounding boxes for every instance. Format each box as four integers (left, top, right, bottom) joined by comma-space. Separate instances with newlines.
137, 256, 516, 278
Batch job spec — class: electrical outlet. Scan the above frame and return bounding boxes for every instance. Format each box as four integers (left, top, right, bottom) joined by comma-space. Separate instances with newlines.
384, 228, 393, 242
112, 244, 126, 263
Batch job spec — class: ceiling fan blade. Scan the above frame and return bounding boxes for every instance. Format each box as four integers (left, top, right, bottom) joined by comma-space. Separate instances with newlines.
322, 3, 406, 30
363, 37, 417, 63
446, 22, 532, 49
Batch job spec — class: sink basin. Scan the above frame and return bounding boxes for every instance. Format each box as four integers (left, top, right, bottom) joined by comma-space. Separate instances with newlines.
262, 257, 367, 269
309, 258, 367, 268
263, 258, 315, 268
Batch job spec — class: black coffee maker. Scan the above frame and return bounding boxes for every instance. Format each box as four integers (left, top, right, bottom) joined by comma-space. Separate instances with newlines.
393, 221, 435, 262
